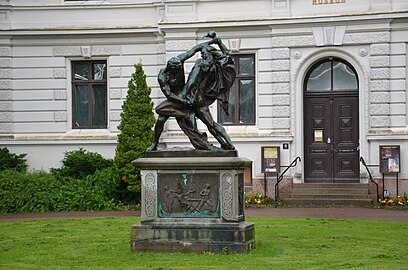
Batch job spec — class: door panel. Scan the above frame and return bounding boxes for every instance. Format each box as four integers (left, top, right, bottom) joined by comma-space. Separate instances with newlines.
304, 94, 359, 183
304, 97, 333, 182
333, 97, 359, 182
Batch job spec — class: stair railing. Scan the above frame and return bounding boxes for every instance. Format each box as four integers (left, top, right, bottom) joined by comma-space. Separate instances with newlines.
359, 156, 379, 201
275, 156, 301, 200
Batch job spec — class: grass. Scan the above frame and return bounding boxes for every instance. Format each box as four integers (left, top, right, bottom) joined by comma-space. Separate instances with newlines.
0, 216, 407, 270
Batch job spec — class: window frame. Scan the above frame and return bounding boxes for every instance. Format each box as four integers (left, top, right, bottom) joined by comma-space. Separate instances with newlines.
71, 60, 108, 129
218, 54, 256, 126
304, 57, 358, 94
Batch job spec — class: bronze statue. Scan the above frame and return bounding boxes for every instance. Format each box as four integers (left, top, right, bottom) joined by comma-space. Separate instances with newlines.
148, 31, 236, 151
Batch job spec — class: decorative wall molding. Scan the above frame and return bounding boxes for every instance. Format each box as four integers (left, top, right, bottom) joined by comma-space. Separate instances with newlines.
370, 43, 390, 55
54, 90, 67, 100
370, 68, 390, 79
109, 67, 121, 78
53, 68, 66, 79
271, 0, 290, 16
54, 112, 67, 122
370, 80, 390, 91
312, 26, 346, 46
53, 46, 81, 57
81, 46, 91, 59
144, 172, 157, 218
370, 104, 389, 115
228, 39, 241, 52
271, 48, 290, 59
272, 36, 315, 47
359, 47, 369, 57
164, 2, 197, 22
292, 50, 302, 59
271, 59, 290, 71
343, 32, 390, 45
272, 82, 290, 94
0, 90, 11, 101
54, 45, 121, 57
221, 172, 233, 219
370, 56, 390, 67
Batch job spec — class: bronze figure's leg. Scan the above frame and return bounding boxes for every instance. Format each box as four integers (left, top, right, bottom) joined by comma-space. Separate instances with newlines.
195, 106, 234, 150
147, 114, 169, 151
176, 116, 218, 150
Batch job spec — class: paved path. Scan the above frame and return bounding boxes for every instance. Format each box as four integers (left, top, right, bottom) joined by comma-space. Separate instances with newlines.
0, 210, 140, 222
1, 207, 407, 222
245, 207, 408, 221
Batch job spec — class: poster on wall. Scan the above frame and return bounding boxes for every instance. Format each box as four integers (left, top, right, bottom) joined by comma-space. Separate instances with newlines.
379, 145, 400, 174
262, 147, 280, 174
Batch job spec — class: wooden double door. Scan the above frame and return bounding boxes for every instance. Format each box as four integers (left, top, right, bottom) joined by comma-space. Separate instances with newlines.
304, 93, 359, 183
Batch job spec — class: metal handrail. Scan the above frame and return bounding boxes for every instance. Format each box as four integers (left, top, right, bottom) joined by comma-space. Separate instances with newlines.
360, 156, 379, 201
275, 156, 301, 200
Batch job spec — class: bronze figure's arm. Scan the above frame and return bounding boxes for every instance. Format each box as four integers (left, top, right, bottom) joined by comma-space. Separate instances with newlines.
157, 69, 192, 106
177, 40, 215, 62
213, 37, 230, 57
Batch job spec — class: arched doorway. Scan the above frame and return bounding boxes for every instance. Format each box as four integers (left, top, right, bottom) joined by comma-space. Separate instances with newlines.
303, 57, 359, 183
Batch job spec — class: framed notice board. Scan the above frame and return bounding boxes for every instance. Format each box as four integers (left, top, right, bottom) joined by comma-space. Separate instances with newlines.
261, 146, 280, 174
379, 145, 400, 174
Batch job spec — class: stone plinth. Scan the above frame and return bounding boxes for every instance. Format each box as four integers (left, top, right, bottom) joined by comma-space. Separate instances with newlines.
131, 150, 255, 253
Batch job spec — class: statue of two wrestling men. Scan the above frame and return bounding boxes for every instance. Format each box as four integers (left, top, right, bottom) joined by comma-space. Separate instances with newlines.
148, 31, 236, 152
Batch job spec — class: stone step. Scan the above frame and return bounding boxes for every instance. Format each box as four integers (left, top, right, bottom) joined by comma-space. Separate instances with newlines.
289, 193, 373, 199
290, 188, 369, 195
283, 198, 373, 207
292, 183, 368, 189
280, 183, 376, 206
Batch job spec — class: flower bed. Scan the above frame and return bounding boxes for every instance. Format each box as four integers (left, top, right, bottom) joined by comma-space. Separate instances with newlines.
245, 193, 284, 208
376, 193, 408, 209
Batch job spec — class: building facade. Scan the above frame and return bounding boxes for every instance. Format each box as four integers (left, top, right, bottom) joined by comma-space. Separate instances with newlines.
1, 0, 407, 198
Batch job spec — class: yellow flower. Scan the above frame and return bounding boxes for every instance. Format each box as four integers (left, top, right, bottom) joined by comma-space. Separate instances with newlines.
257, 199, 261, 204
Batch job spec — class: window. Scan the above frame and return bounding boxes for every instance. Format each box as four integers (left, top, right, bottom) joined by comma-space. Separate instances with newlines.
218, 54, 255, 125
305, 58, 358, 92
72, 61, 107, 129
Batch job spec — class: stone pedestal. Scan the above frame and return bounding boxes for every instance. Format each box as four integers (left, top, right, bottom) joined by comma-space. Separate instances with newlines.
131, 150, 255, 253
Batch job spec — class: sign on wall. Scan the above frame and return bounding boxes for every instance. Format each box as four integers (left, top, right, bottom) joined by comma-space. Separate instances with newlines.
262, 147, 280, 173
379, 145, 400, 174
313, 0, 345, 5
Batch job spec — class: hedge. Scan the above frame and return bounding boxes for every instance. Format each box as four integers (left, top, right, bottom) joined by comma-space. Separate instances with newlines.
0, 168, 120, 213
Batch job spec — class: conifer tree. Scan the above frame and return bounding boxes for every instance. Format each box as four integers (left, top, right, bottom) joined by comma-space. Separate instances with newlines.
114, 63, 155, 198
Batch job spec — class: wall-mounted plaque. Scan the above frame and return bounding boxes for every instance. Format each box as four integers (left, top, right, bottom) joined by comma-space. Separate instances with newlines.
262, 146, 280, 174
314, 129, 323, 142
313, 0, 345, 5
380, 145, 400, 174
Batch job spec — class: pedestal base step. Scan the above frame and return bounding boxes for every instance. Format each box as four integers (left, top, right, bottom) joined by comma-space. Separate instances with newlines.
131, 221, 255, 253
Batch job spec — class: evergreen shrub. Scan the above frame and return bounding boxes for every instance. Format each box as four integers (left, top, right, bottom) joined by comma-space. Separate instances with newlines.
0, 147, 28, 172
0, 168, 120, 213
0, 170, 58, 213
51, 148, 113, 179
53, 167, 119, 212
114, 63, 155, 201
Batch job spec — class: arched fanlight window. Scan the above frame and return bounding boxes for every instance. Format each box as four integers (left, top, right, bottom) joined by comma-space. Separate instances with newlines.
305, 58, 358, 92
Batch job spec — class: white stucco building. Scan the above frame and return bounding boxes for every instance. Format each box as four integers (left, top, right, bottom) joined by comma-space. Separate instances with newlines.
1, 0, 407, 198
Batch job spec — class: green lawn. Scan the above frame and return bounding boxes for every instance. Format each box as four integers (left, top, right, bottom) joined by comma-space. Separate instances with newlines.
0, 216, 407, 270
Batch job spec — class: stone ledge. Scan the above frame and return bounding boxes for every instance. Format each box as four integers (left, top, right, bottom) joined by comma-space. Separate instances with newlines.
133, 156, 252, 170
145, 148, 238, 158
131, 221, 255, 253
